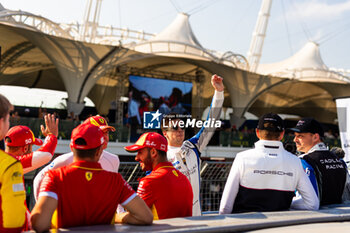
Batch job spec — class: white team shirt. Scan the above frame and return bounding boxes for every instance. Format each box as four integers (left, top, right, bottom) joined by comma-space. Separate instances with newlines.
167, 90, 224, 216
33, 150, 120, 201
219, 140, 319, 214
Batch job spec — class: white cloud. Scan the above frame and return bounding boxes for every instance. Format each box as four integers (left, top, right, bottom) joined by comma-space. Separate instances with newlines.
286, 0, 350, 22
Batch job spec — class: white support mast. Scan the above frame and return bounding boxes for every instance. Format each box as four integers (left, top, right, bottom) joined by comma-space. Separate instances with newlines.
80, 0, 103, 42
247, 0, 273, 73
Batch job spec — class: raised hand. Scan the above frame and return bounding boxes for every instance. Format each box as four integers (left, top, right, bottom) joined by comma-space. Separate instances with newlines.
40, 114, 59, 137
211, 74, 224, 92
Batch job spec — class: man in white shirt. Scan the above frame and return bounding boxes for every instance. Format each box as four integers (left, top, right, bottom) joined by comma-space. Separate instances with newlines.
219, 113, 319, 214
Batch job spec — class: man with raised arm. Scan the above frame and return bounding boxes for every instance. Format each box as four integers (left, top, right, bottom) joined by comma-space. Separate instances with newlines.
161, 74, 224, 216
5, 113, 58, 174
31, 124, 152, 232
33, 115, 120, 201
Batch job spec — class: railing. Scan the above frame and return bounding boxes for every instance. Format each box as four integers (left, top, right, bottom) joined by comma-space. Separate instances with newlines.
0, 9, 154, 45
116, 161, 233, 212
130, 40, 219, 61
60, 23, 155, 45
0, 10, 73, 39
200, 161, 232, 211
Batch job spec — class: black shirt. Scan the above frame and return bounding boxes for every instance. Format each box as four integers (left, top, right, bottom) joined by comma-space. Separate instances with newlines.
303, 150, 347, 205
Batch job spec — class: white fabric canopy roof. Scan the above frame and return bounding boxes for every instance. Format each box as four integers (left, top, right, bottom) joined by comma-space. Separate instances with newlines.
149, 13, 203, 48
131, 13, 216, 61
257, 41, 350, 83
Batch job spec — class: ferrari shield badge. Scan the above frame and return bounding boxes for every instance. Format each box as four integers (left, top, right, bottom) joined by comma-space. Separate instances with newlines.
85, 171, 93, 181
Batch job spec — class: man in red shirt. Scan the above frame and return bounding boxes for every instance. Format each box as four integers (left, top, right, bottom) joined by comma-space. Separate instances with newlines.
30, 123, 153, 232
5, 113, 58, 174
33, 115, 120, 201
125, 132, 193, 220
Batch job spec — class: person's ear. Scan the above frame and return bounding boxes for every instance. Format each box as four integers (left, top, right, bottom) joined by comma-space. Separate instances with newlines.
313, 133, 320, 142
162, 130, 168, 138
256, 129, 261, 139
95, 146, 103, 160
150, 148, 157, 158
22, 145, 29, 154
279, 131, 285, 140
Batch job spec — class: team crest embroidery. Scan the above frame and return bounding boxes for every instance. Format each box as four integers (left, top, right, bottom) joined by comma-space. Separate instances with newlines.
172, 170, 178, 177
11, 171, 22, 181
99, 118, 105, 124
85, 172, 93, 181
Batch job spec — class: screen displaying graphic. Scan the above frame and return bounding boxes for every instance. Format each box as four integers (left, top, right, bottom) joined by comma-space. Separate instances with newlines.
127, 75, 192, 140
128, 75, 192, 117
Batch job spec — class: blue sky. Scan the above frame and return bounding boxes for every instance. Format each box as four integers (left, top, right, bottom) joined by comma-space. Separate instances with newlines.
1, 0, 350, 107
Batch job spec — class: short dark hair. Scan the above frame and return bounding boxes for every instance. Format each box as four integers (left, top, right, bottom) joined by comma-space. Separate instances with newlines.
0, 94, 13, 119
157, 149, 167, 158
330, 147, 345, 159
147, 147, 167, 158
72, 138, 101, 159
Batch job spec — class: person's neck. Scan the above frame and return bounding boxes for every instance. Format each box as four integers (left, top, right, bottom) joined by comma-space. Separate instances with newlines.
305, 141, 324, 153
5, 149, 22, 157
152, 157, 168, 170
168, 143, 181, 148
73, 157, 98, 163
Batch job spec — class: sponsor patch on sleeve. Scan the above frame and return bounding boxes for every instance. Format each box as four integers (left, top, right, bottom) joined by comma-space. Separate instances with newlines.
13, 183, 25, 192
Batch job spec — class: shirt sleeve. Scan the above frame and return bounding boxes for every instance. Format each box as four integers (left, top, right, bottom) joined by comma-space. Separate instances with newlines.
0, 160, 26, 231
33, 153, 73, 201
189, 90, 224, 153
136, 178, 154, 208
342, 171, 350, 202
15, 152, 33, 169
300, 159, 319, 197
219, 154, 241, 214
116, 174, 136, 206
18, 134, 58, 174
38, 170, 58, 200
291, 161, 319, 210
100, 151, 120, 173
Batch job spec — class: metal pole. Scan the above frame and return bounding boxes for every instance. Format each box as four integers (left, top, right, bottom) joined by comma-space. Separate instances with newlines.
247, 0, 273, 73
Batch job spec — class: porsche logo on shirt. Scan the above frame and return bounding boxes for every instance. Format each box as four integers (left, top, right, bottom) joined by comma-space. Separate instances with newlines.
85, 172, 93, 181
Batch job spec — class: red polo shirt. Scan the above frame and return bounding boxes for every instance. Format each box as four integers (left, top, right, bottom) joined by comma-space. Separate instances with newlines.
39, 161, 136, 228
137, 162, 193, 220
